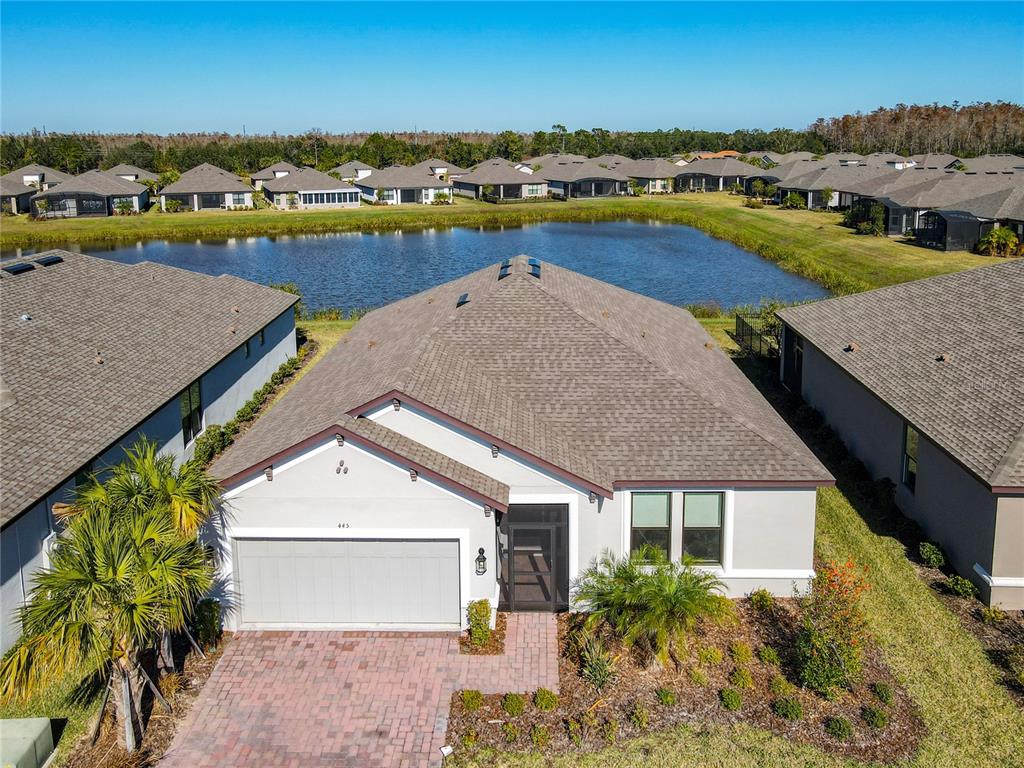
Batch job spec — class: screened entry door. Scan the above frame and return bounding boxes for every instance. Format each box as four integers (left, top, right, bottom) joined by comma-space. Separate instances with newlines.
499, 504, 569, 611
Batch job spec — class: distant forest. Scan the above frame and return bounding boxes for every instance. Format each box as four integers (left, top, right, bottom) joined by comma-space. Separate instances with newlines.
2, 102, 1021, 176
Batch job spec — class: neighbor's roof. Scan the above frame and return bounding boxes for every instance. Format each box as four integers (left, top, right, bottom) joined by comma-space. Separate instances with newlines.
262, 167, 358, 193
329, 160, 377, 176
0, 250, 298, 525
745, 159, 825, 184
675, 157, 763, 177
106, 164, 159, 182
251, 161, 299, 181
32, 170, 146, 199
882, 173, 1021, 210
160, 163, 251, 194
539, 159, 630, 183
457, 158, 537, 186
616, 158, 683, 179
946, 185, 1024, 221
0, 177, 35, 197
840, 167, 953, 198
211, 257, 833, 492
779, 164, 899, 193
354, 165, 452, 190
959, 154, 1024, 173
911, 153, 961, 169
1, 164, 71, 185
525, 153, 589, 169
410, 158, 469, 175
778, 260, 1024, 491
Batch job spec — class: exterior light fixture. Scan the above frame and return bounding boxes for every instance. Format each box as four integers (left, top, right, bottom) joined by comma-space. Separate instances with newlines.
264, 466, 273, 482
491, 444, 500, 458
392, 398, 401, 411
484, 506, 492, 517
475, 548, 487, 575
589, 491, 597, 503
409, 469, 418, 482
336, 433, 345, 446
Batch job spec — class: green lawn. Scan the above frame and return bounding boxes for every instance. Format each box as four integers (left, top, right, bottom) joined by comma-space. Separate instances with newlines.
1, 194, 995, 295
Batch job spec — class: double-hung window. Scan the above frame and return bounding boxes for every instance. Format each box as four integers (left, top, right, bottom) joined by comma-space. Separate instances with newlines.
231, 193, 247, 206
902, 423, 918, 492
682, 493, 723, 565
180, 380, 203, 445
631, 492, 671, 560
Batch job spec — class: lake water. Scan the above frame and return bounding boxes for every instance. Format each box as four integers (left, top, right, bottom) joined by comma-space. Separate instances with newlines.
8, 220, 828, 311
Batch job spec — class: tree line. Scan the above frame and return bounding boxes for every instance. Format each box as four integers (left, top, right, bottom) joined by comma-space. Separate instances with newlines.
2, 102, 1020, 177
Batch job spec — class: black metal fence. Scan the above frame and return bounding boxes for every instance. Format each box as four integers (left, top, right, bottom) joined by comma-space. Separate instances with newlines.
735, 315, 780, 359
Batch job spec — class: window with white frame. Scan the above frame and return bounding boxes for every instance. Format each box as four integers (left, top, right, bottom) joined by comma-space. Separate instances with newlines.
231, 193, 247, 206
631, 492, 671, 560
527, 184, 543, 196
682, 492, 723, 565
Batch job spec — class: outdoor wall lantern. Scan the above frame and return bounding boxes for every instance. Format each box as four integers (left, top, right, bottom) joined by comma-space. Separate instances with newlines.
475, 548, 487, 575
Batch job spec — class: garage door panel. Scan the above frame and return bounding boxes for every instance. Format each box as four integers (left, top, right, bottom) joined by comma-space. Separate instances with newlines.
235, 538, 460, 627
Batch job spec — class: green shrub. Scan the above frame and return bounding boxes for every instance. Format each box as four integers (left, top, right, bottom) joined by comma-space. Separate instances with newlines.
533, 688, 558, 711
529, 724, 549, 748
698, 645, 723, 666
501, 722, 519, 744
980, 606, 1005, 624
462, 689, 484, 712
769, 674, 795, 697
467, 599, 491, 646
749, 588, 775, 612
688, 667, 708, 687
781, 192, 807, 210
601, 718, 618, 743
580, 633, 617, 691
191, 425, 228, 466
574, 548, 731, 666
193, 598, 222, 650
773, 696, 803, 720
656, 687, 677, 706
566, 718, 583, 747
742, 197, 764, 209
919, 541, 945, 567
758, 646, 781, 666
719, 687, 742, 711
729, 641, 753, 665
629, 702, 650, 730
501, 692, 525, 716
870, 681, 893, 705
729, 667, 753, 689
825, 716, 853, 740
947, 574, 977, 598
460, 728, 477, 748
862, 704, 888, 729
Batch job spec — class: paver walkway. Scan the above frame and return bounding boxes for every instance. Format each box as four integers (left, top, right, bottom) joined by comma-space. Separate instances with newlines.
160, 613, 558, 768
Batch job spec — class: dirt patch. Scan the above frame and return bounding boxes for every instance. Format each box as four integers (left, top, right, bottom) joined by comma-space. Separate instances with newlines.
64, 633, 230, 768
459, 611, 508, 655
447, 604, 924, 763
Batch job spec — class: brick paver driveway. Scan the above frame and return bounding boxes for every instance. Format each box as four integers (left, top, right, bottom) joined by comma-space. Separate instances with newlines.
161, 614, 558, 768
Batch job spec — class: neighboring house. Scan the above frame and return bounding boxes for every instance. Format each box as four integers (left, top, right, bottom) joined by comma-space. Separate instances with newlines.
775, 164, 896, 209
0, 164, 71, 191
820, 152, 864, 166
262, 167, 360, 209
106, 163, 159, 183
328, 160, 377, 183
744, 151, 814, 167
958, 154, 1024, 173
354, 165, 453, 205
777, 261, 1024, 608
539, 158, 629, 198
410, 158, 469, 181
917, 184, 1024, 251
251, 162, 299, 190
160, 163, 253, 211
521, 153, 588, 171
675, 157, 763, 191
30, 170, 149, 217
453, 158, 547, 201
618, 158, 686, 193
0, 176, 34, 213
862, 153, 915, 169
0, 250, 298, 653
910, 153, 962, 170
206, 256, 832, 632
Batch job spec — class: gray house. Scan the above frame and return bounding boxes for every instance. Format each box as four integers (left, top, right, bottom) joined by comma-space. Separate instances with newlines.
453, 158, 547, 201
0, 164, 71, 191
540, 158, 629, 198
0, 250, 298, 653
206, 257, 831, 632
262, 167, 360, 209
30, 170, 149, 217
106, 163, 159, 183
1, 176, 34, 213
778, 261, 1024, 608
160, 163, 254, 211
251, 162, 299, 190
328, 160, 377, 183
354, 165, 453, 205
618, 158, 687, 194
675, 157, 764, 192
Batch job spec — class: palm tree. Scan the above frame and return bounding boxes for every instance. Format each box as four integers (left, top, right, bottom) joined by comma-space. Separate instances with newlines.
0, 504, 212, 751
977, 227, 1018, 258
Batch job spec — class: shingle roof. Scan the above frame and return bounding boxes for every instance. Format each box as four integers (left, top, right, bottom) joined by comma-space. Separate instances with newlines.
525, 153, 589, 169
539, 159, 630, 183
615, 158, 682, 179
106, 164, 159, 182
329, 160, 377, 176
947, 185, 1024, 221
675, 157, 763, 178
251, 162, 299, 181
410, 158, 469, 175
959, 154, 1024, 173
780, 164, 902, 193
882, 173, 1021, 209
455, 159, 537, 187
262, 167, 358, 193
0, 250, 298, 524
778, 260, 1024, 491
354, 165, 452, 190
910, 153, 960, 169
0, 177, 35, 197
0, 164, 71, 186
211, 257, 832, 491
31, 170, 146, 199
160, 163, 251, 195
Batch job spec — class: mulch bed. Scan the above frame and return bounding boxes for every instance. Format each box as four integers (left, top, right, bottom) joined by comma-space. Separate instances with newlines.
64, 633, 231, 768
911, 559, 1024, 707
447, 602, 924, 763
459, 611, 508, 655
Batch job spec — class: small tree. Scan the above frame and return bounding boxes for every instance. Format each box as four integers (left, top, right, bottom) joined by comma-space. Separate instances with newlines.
158, 169, 180, 188
729, 182, 744, 195
629, 180, 645, 197
33, 198, 49, 219
751, 179, 766, 199
433, 191, 450, 205
764, 184, 778, 201
819, 186, 835, 211
781, 192, 807, 210
114, 198, 134, 216
977, 227, 1018, 258
286, 192, 298, 210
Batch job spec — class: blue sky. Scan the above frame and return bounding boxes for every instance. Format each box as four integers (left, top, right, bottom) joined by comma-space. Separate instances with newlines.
1, 2, 1021, 134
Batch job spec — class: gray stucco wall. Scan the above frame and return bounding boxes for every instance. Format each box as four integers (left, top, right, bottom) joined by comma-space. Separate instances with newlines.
796, 334, 1008, 605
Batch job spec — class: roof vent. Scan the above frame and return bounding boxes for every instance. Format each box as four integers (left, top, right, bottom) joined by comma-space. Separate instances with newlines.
527, 258, 541, 278
34, 254, 63, 267
498, 261, 512, 280
94, 352, 104, 365
935, 353, 951, 363
2, 262, 35, 276
843, 342, 860, 353
19, 313, 31, 322
456, 292, 470, 307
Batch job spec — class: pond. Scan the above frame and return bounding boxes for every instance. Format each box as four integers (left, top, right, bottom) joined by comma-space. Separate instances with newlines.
7, 220, 829, 311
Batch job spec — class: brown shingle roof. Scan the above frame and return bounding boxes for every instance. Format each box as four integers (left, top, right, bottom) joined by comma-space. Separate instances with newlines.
211, 258, 832, 491
675, 157, 763, 178
160, 163, 252, 195
0, 250, 298, 524
778, 261, 1024, 490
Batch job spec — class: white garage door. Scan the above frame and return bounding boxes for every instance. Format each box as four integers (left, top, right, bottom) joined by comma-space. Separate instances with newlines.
235, 538, 461, 628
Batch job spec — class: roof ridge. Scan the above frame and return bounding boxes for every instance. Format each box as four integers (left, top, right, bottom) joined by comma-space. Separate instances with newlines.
527, 265, 821, 473
989, 421, 1024, 487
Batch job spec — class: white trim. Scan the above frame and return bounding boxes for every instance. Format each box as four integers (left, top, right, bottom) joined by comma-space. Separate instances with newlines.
509, 492, 580, 582
974, 563, 1024, 588
621, 487, 735, 568
710, 568, 816, 580
228, 526, 473, 629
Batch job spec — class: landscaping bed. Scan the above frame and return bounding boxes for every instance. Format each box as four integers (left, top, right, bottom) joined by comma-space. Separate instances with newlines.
448, 600, 922, 763
460, 611, 508, 655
